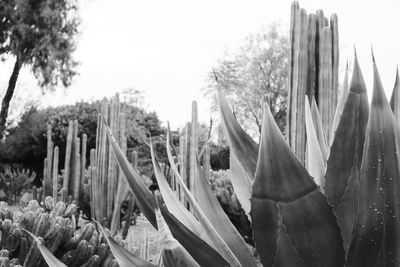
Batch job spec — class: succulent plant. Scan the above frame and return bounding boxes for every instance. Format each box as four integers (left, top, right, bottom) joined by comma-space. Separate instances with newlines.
0, 199, 120, 267
0, 166, 36, 204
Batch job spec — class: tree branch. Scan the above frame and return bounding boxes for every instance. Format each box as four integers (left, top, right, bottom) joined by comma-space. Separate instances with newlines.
245, 100, 262, 134
0, 57, 22, 139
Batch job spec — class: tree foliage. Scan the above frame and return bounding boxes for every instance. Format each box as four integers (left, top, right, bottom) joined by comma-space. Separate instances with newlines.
205, 24, 289, 139
0, 0, 80, 138
0, 101, 165, 177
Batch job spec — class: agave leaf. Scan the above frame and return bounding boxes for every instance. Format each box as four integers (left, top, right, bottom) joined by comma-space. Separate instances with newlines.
165, 132, 242, 267
310, 97, 329, 160
218, 90, 258, 179
95, 221, 156, 267
228, 152, 252, 217
390, 67, 400, 123
305, 97, 326, 187
155, 203, 200, 267
273, 216, 307, 267
192, 156, 258, 267
251, 101, 344, 267
159, 202, 229, 267
104, 118, 157, 228
330, 62, 350, 146
325, 54, 369, 251
167, 122, 179, 157
153, 134, 229, 266
346, 58, 400, 266
149, 141, 211, 245
24, 230, 67, 267
218, 90, 258, 215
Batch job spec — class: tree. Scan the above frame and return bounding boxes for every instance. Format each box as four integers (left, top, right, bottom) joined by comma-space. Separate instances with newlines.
205, 23, 289, 139
0, 0, 80, 138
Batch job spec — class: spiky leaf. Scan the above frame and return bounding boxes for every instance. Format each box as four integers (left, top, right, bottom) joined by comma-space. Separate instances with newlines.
155, 204, 200, 267
95, 221, 156, 267
305, 97, 326, 187
251, 101, 344, 267
24, 230, 66, 267
104, 118, 157, 228
159, 203, 229, 267
165, 133, 241, 267
346, 59, 400, 266
330, 62, 350, 146
390, 67, 400, 123
325, 54, 369, 251
193, 156, 258, 267
311, 97, 329, 160
150, 142, 207, 243
218, 90, 258, 215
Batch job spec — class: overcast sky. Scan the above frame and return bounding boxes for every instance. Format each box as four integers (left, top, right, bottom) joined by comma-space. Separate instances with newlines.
2, 0, 400, 129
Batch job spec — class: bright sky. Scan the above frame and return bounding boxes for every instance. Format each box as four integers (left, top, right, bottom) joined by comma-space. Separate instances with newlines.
2, 0, 400, 129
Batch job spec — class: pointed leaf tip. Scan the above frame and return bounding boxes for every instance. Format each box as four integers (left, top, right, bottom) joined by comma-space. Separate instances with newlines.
217, 89, 258, 181
24, 230, 67, 267
305, 97, 326, 187
252, 102, 345, 267
390, 67, 400, 116
253, 101, 316, 202
371, 46, 376, 64
350, 54, 367, 93
372, 58, 389, 106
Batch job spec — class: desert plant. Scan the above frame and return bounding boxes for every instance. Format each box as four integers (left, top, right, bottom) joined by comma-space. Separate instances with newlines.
0, 166, 36, 204
0, 198, 122, 267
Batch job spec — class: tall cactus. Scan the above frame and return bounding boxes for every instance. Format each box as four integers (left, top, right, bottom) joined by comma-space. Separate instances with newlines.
189, 101, 198, 198
52, 147, 59, 202
287, 1, 339, 162
45, 124, 53, 197
62, 121, 74, 200
90, 93, 134, 229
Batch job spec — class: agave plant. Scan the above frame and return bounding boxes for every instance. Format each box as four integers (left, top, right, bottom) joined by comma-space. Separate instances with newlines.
96, 53, 400, 267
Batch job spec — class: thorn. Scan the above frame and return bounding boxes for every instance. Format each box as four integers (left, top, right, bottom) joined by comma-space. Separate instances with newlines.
353, 45, 357, 57
371, 46, 376, 64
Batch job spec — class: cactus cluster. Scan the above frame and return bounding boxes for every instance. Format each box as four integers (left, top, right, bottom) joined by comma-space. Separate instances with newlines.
43, 120, 87, 204
209, 171, 240, 212
0, 198, 121, 267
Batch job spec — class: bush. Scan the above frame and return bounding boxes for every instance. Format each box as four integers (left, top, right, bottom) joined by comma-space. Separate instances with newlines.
209, 144, 230, 170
